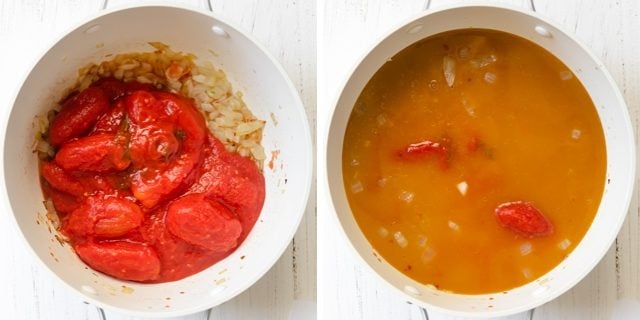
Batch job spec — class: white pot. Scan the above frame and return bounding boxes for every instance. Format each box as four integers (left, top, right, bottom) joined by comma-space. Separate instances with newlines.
325, 4, 635, 318
1, 4, 312, 317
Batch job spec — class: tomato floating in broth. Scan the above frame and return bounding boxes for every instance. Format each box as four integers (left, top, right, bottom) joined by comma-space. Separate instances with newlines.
39, 78, 265, 283
342, 29, 606, 294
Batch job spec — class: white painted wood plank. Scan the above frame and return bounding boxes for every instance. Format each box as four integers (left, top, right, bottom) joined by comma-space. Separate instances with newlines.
530, 0, 640, 318
429, 0, 530, 9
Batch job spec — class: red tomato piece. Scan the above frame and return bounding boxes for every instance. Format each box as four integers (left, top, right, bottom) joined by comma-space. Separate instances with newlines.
55, 133, 130, 172
130, 155, 199, 208
153, 92, 207, 151
94, 99, 126, 133
128, 123, 180, 164
40, 162, 84, 197
92, 77, 155, 101
49, 87, 109, 146
127, 91, 206, 208
189, 136, 265, 239
467, 136, 481, 153
402, 139, 449, 156
397, 139, 450, 168
125, 91, 172, 125
66, 195, 143, 238
166, 193, 242, 253
91, 77, 127, 100
47, 187, 81, 214
75, 241, 160, 282
494, 201, 554, 238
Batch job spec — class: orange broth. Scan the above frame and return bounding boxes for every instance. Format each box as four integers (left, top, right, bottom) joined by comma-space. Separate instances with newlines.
342, 29, 606, 294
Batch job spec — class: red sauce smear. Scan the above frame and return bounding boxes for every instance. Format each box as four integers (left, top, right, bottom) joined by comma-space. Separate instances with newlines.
40, 78, 265, 283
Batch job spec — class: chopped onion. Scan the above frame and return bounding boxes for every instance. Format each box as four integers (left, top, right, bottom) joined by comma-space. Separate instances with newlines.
456, 181, 468, 196
558, 239, 572, 250
448, 220, 460, 232
350, 159, 360, 166
484, 72, 496, 84
560, 70, 573, 81
417, 234, 428, 247
376, 113, 387, 126
377, 177, 388, 187
462, 98, 475, 117
236, 120, 265, 136
470, 54, 497, 68
522, 268, 533, 279
399, 191, 415, 203
393, 231, 409, 248
378, 227, 389, 238
351, 181, 364, 194
421, 247, 436, 263
571, 129, 581, 140
520, 242, 533, 256
457, 46, 470, 60
443, 56, 456, 87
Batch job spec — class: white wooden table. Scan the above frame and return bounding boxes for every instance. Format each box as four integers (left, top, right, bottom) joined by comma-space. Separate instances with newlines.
0, 0, 316, 319
318, 0, 640, 319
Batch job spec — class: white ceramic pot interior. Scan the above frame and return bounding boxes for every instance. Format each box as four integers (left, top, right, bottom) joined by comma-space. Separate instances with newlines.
326, 5, 634, 318
2, 5, 312, 317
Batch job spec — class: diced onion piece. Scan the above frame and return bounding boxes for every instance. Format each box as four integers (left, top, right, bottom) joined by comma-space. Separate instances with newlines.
421, 247, 436, 263
250, 145, 266, 161
350, 159, 360, 166
377, 177, 388, 187
470, 54, 497, 68
378, 227, 389, 238
399, 191, 415, 203
192, 74, 207, 83
520, 242, 533, 256
560, 70, 573, 81
522, 268, 533, 279
456, 181, 468, 196
448, 220, 460, 232
484, 72, 496, 84
417, 234, 428, 247
351, 181, 364, 194
458, 46, 470, 60
393, 231, 409, 248
558, 239, 572, 250
571, 129, 581, 140
462, 98, 475, 117
443, 56, 456, 87
376, 113, 387, 126
236, 120, 265, 136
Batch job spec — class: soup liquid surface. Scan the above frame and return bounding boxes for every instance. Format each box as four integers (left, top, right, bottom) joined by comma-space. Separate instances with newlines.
342, 29, 606, 294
